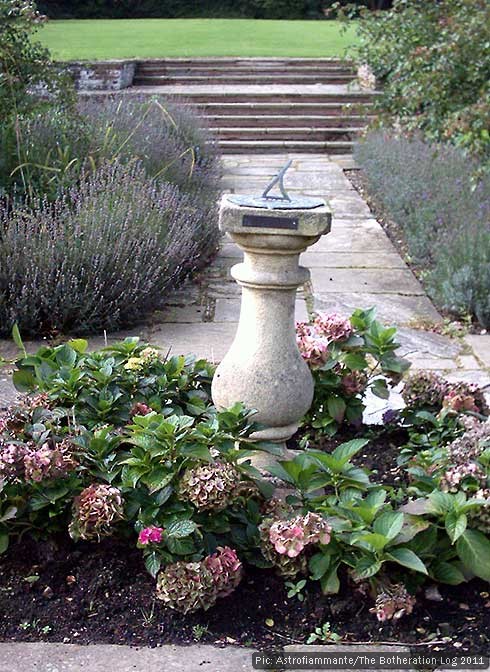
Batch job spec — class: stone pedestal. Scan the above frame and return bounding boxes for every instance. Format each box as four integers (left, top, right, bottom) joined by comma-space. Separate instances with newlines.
211, 196, 331, 450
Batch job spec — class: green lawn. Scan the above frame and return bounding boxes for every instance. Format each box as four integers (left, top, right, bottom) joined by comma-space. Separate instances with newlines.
37, 19, 358, 60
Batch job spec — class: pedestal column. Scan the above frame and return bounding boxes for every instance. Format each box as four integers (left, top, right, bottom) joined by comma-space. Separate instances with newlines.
211, 198, 331, 449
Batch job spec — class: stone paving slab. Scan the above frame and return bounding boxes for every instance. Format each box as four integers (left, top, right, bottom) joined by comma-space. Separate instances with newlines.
301, 251, 407, 269
465, 335, 490, 368
132, 83, 366, 95
310, 268, 425, 295
0, 642, 256, 672
282, 644, 413, 672
314, 292, 442, 325
147, 322, 237, 362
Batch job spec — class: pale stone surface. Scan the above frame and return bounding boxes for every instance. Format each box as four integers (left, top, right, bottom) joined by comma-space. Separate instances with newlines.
301, 250, 407, 269
148, 323, 236, 362
0, 643, 256, 672
327, 195, 372, 218
313, 292, 442, 325
464, 335, 490, 368
212, 196, 331, 443
310, 268, 424, 294
458, 354, 482, 370
406, 356, 459, 371
283, 644, 413, 672
311, 226, 398, 253
396, 327, 462, 359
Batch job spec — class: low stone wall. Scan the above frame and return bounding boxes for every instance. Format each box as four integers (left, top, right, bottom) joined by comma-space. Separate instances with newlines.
65, 60, 136, 91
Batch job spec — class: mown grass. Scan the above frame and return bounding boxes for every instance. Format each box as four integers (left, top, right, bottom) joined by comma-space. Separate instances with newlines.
37, 19, 358, 60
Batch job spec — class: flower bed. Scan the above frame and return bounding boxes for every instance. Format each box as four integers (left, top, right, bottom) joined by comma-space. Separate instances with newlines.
0, 311, 489, 651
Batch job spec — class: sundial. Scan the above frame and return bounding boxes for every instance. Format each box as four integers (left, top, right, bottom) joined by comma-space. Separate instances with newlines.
227, 159, 326, 211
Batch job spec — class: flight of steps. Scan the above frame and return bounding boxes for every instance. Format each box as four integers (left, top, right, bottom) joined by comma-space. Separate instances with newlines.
132, 58, 377, 154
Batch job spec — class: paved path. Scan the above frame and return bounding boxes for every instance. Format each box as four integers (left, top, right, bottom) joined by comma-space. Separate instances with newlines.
0, 154, 489, 407
0, 642, 414, 672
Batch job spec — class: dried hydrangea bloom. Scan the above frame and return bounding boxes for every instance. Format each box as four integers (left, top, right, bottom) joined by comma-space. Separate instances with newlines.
341, 371, 368, 396
139, 347, 160, 362
468, 488, 490, 534
446, 423, 490, 464
178, 461, 241, 511
259, 518, 308, 577
260, 496, 294, 519
440, 461, 487, 492
231, 480, 262, 502
129, 402, 153, 417
401, 371, 449, 409
259, 512, 331, 577
156, 547, 242, 614
0, 442, 28, 481
443, 382, 489, 417
203, 546, 243, 598
313, 312, 353, 342
296, 323, 329, 369
23, 439, 77, 482
156, 560, 214, 614
370, 583, 416, 621
69, 484, 124, 541
21, 393, 51, 410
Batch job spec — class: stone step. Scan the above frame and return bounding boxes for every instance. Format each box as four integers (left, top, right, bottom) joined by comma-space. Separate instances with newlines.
217, 139, 355, 154
209, 126, 362, 141
137, 65, 355, 76
168, 91, 378, 104
134, 73, 357, 86
135, 57, 354, 67
202, 114, 373, 127
190, 101, 374, 115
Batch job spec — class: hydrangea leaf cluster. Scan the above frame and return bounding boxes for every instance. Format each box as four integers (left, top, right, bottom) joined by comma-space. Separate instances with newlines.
296, 307, 410, 438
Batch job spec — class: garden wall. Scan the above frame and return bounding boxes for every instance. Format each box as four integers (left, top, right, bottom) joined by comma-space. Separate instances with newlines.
65, 60, 136, 91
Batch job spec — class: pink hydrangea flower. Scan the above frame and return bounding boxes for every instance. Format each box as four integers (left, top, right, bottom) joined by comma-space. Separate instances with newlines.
442, 389, 479, 414
296, 323, 329, 369
313, 312, 352, 342
138, 526, 164, 545
268, 512, 332, 558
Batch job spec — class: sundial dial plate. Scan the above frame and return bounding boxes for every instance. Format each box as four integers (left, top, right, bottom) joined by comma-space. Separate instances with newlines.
226, 159, 326, 211
226, 194, 325, 210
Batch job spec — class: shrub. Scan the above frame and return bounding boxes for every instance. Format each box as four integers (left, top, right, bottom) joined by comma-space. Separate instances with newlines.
346, 0, 490, 165
354, 131, 490, 327
36, 0, 327, 19
296, 307, 410, 438
0, 0, 75, 200
0, 0, 71, 121
2, 96, 220, 202
0, 160, 219, 336
0, 336, 268, 610
1, 334, 489, 619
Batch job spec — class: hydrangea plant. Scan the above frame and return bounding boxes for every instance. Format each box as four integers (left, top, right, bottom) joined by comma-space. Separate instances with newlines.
296, 307, 410, 438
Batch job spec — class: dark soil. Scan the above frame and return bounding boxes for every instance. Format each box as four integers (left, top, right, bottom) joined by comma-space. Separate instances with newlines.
1, 430, 489, 654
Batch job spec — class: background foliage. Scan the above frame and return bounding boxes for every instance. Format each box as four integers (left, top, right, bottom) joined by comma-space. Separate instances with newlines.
348, 0, 490, 165
36, 0, 391, 19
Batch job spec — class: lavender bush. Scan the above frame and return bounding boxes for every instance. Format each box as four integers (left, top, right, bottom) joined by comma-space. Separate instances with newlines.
354, 131, 490, 327
0, 161, 219, 336
2, 96, 220, 202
